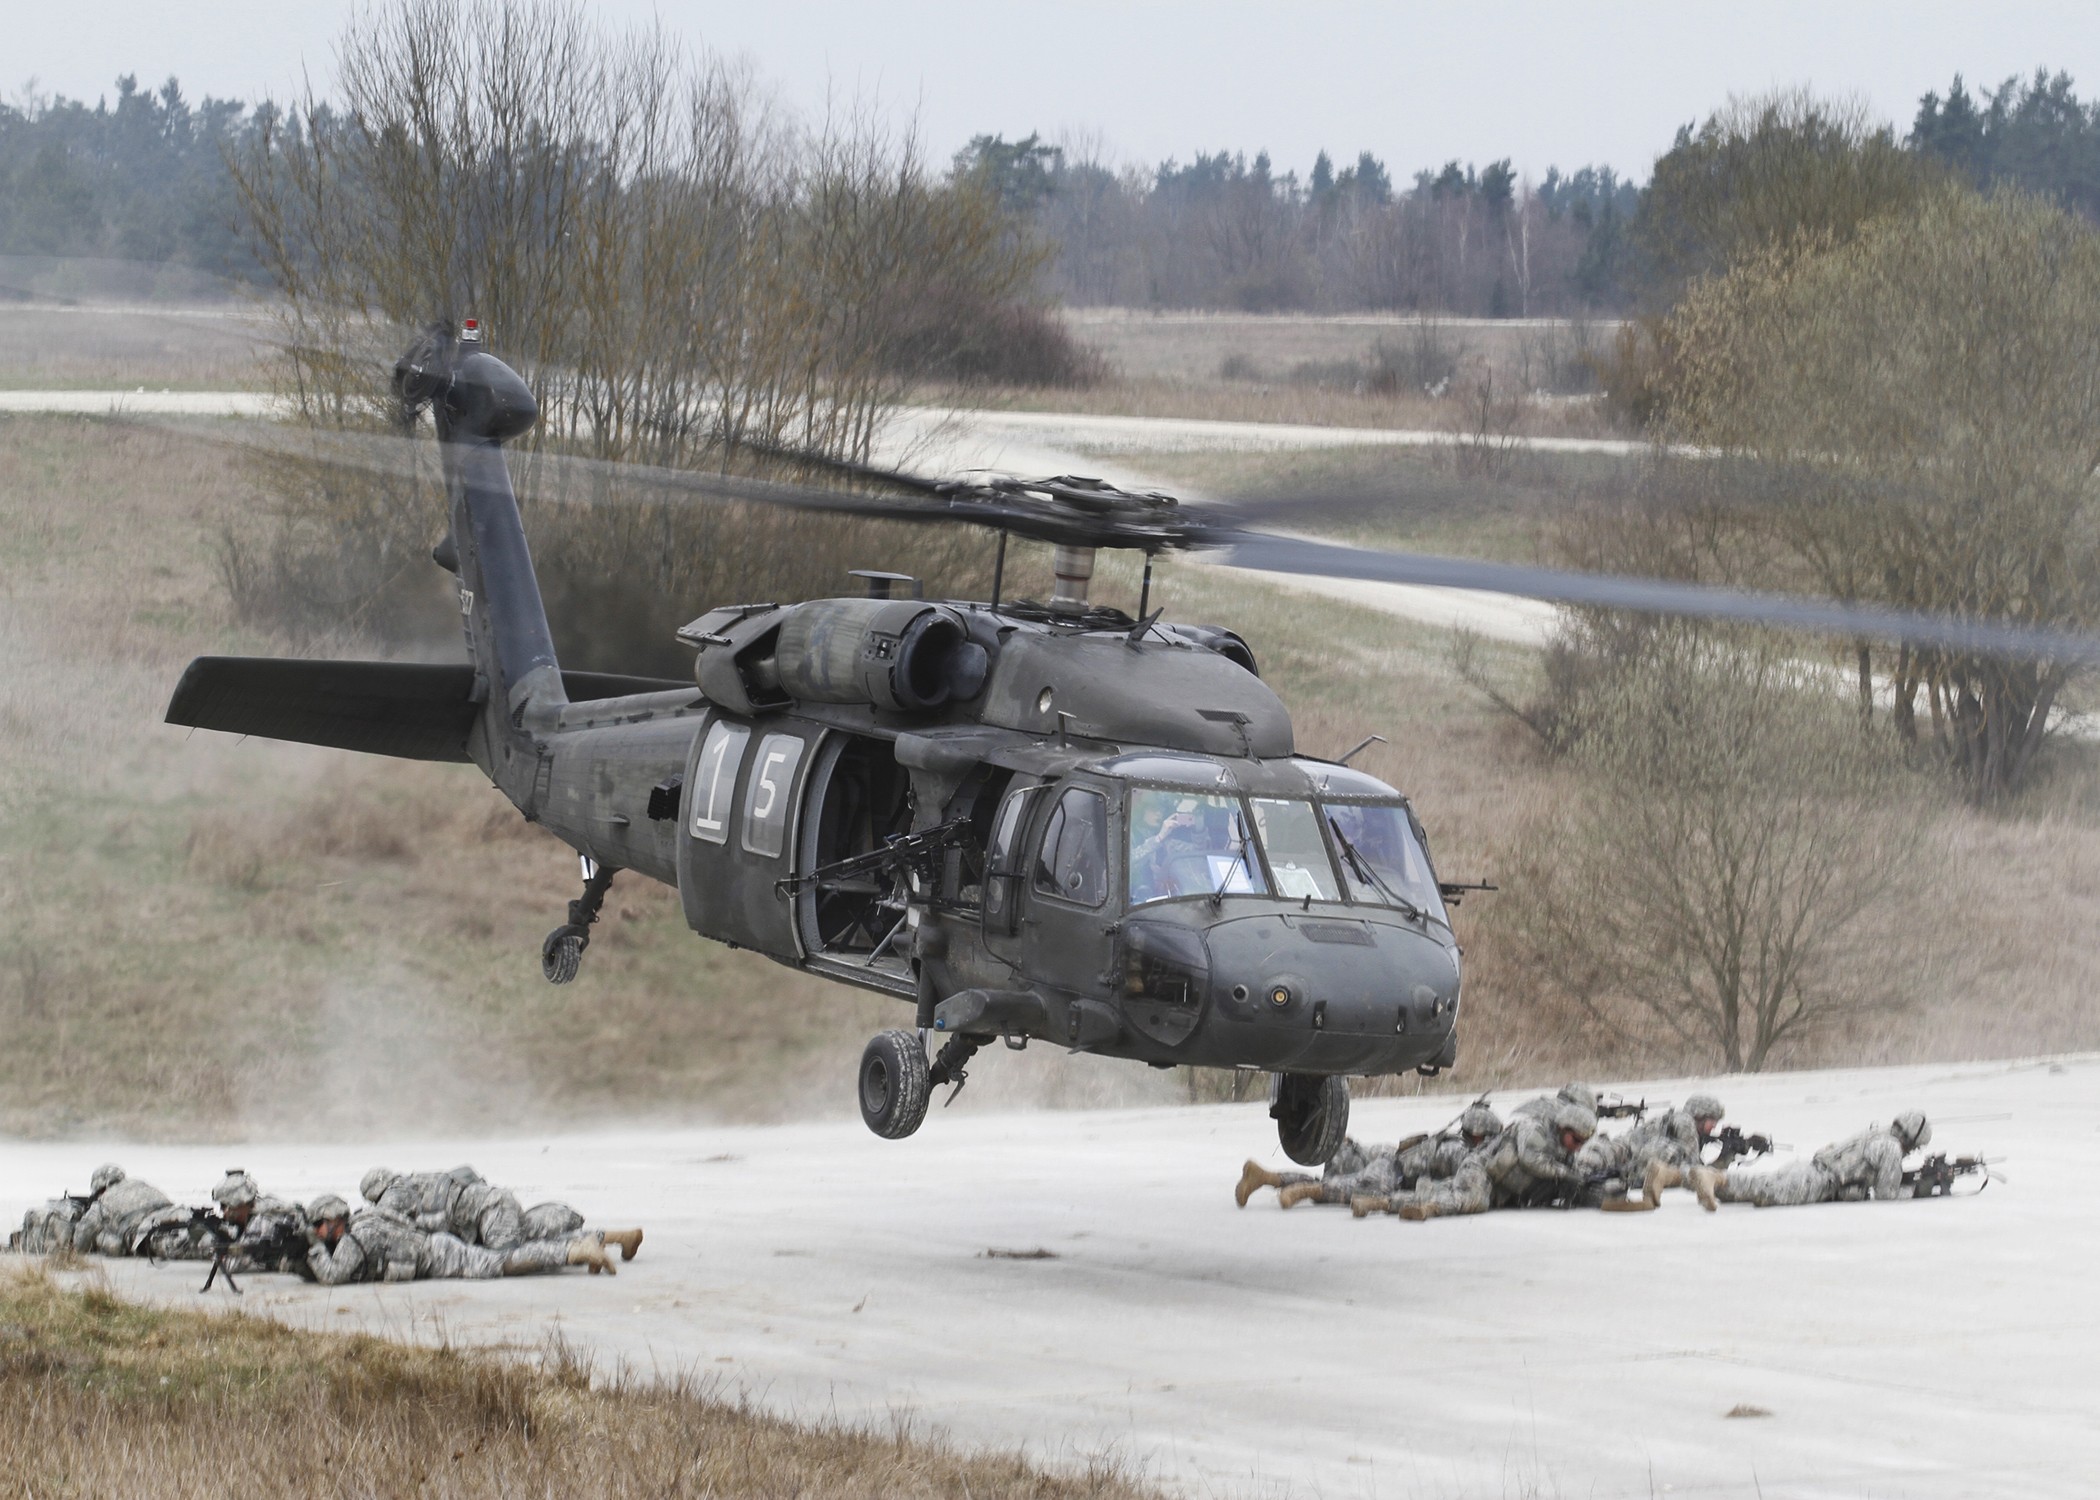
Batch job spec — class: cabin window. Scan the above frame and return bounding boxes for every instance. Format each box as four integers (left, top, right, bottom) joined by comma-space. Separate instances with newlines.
1249, 798, 1341, 901
1127, 789, 1266, 905
1033, 787, 1109, 908
689, 721, 750, 845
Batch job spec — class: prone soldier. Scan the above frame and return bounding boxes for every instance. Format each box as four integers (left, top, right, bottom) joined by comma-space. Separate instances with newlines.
1234, 1105, 1503, 1209
305, 1195, 627, 1284
1576, 1092, 1726, 1209
69, 1165, 174, 1256
361, 1166, 626, 1259
1358, 1101, 1597, 1220
1695, 1111, 1933, 1209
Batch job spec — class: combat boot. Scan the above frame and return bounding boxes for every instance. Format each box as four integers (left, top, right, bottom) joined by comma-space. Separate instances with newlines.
1398, 1202, 1440, 1222
1350, 1195, 1390, 1218
566, 1234, 616, 1276
1686, 1166, 1723, 1212
1277, 1182, 1324, 1210
1642, 1160, 1684, 1208
1235, 1160, 1282, 1208
601, 1227, 644, 1261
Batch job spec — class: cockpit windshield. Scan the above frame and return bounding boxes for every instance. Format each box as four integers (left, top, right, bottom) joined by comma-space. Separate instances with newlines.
1128, 789, 1266, 905
1323, 802, 1445, 919
1248, 798, 1341, 901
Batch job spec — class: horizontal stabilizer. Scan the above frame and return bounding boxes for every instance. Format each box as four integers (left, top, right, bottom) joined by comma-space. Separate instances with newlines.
166, 657, 481, 762
167, 658, 696, 763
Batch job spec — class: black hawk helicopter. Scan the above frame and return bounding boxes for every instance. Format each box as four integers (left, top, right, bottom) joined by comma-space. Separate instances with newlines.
165, 327, 2100, 1161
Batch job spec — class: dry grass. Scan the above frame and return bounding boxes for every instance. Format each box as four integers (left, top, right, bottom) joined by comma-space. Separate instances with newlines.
0, 1264, 1154, 1499
0, 307, 273, 391
953, 308, 1624, 439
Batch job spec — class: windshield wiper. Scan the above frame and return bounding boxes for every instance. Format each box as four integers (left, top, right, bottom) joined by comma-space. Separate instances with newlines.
1210, 814, 1253, 912
1328, 815, 1438, 927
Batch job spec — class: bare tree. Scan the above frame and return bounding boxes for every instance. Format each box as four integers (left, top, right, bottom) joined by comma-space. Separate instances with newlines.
222, 0, 1029, 655
1493, 635, 1919, 1072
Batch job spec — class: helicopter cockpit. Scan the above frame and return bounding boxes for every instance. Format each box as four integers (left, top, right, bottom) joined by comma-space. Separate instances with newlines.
1088, 753, 1448, 924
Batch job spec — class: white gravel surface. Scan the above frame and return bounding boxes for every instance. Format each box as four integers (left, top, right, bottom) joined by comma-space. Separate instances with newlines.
8, 1054, 2091, 1499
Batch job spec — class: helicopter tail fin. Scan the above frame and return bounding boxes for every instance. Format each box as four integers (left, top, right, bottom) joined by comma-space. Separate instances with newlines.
396, 327, 567, 733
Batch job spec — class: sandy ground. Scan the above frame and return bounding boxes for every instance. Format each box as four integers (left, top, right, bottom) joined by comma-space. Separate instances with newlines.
9, 1054, 2091, 1500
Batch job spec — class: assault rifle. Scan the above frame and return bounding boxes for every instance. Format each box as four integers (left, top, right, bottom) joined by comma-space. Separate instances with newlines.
1903, 1154, 1994, 1198
1709, 1126, 1775, 1166
1594, 1095, 1648, 1122
135, 1207, 244, 1293
232, 1215, 319, 1280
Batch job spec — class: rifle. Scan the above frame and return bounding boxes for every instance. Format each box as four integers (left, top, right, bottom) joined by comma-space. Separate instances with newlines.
135, 1207, 242, 1293
1903, 1154, 1995, 1198
1709, 1126, 1776, 1166
1594, 1095, 1648, 1122
232, 1216, 318, 1280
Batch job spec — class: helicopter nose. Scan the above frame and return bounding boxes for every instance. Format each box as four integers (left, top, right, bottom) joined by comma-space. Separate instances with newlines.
1206, 912, 1459, 1052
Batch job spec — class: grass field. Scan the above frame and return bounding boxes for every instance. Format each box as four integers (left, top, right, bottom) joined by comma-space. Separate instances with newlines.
0, 1265, 1152, 1499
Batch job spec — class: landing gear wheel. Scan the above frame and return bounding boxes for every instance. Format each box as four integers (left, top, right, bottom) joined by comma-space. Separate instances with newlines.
1273, 1074, 1350, 1166
858, 1030, 932, 1140
541, 933, 583, 984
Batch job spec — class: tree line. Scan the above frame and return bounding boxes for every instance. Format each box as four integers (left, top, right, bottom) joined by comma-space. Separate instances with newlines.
8, 63, 2100, 320
958, 66, 2100, 315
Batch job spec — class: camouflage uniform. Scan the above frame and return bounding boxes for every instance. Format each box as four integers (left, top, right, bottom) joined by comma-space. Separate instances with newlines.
365, 1166, 583, 1251
1399, 1103, 1596, 1216
309, 1203, 427, 1285
71, 1167, 173, 1256
449, 1180, 583, 1252
1513, 1084, 1597, 1125
215, 1172, 312, 1274
1719, 1112, 1928, 1207
311, 1196, 601, 1283
1576, 1095, 1721, 1200
14, 1198, 89, 1254
363, 1166, 476, 1234
1274, 1107, 1503, 1206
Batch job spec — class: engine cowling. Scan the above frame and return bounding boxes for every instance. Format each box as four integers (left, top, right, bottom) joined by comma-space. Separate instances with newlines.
773, 598, 990, 713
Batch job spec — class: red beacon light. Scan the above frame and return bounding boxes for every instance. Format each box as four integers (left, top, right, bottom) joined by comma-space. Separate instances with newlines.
461, 317, 483, 343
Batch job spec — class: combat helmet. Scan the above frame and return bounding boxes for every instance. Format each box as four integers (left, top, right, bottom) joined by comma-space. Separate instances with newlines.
212, 1170, 259, 1210
1684, 1093, 1725, 1124
360, 1167, 398, 1204
1892, 1111, 1932, 1152
1459, 1105, 1503, 1143
1556, 1083, 1597, 1116
1556, 1102, 1598, 1142
307, 1194, 350, 1225
89, 1163, 125, 1194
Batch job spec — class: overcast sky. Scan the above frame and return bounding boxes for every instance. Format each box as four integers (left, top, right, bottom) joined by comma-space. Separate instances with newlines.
16, 2, 2100, 182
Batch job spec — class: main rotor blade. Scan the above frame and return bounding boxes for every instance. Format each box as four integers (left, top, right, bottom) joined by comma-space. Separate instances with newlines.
1208, 530, 2100, 668
125, 413, 2100, 667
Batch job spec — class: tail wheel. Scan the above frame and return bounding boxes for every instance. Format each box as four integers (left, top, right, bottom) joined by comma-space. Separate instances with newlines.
541, 933, 583, 984
858, 1030, 932, 1140
1274, 1073, 1350, 1165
